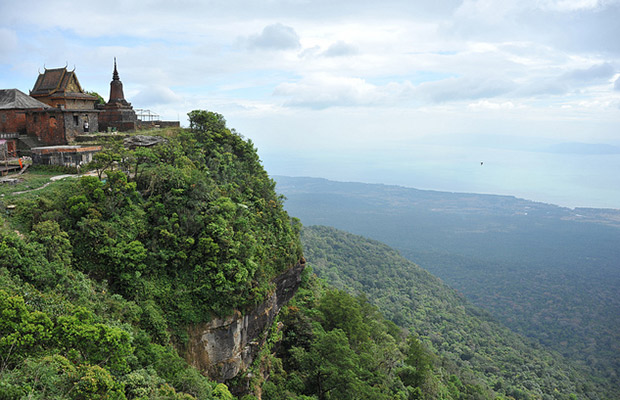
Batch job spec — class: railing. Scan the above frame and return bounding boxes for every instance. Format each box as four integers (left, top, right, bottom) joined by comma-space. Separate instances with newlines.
135, 108, 160, 122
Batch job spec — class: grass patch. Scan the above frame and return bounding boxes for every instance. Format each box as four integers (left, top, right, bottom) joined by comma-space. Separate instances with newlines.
0, 169, 79, 197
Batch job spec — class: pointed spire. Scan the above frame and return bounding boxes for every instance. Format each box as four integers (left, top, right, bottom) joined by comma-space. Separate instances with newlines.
108, 58, 127, 104
112, 57, 119, 81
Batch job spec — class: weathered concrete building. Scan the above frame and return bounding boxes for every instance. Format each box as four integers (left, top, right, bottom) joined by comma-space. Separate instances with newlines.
31, 145, 102, 167
98, 59, 138, 132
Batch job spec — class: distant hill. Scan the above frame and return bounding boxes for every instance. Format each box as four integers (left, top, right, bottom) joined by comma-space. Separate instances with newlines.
301, 225, 601, 399
275, 176, 620, 397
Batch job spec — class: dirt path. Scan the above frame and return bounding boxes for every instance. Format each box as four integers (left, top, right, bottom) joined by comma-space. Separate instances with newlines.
8, 171, 98, 196
10, 181, 53, 195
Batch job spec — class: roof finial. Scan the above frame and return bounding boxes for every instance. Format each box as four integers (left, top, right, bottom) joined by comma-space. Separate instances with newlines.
113, 57, 119, 81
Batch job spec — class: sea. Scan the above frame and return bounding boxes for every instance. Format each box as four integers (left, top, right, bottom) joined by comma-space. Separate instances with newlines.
261, 144, 620, 210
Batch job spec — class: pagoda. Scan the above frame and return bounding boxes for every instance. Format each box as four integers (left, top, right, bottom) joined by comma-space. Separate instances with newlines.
98, 59, 137, 132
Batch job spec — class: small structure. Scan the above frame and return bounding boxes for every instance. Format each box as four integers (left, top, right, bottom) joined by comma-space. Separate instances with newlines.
31, 145, 102, 167
98, 59, 138, 132
135, 108, 180, 130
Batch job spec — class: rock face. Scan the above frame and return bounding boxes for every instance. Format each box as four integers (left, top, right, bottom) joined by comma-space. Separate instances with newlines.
123, 134, 168, 149
185, 261, 305, 382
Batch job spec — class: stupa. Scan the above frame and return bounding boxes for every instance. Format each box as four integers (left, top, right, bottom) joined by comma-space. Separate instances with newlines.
98, 58, 137, 132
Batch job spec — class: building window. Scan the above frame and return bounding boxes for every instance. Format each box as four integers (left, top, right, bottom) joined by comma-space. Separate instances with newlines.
73, 115, 79, 125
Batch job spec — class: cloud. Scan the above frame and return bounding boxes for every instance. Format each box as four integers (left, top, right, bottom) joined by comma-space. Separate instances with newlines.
564, 62, 616, 82
273, 75, 381, 109
539, 0, 609, 12
322, 41, 359, 57
414, 76, 516, 103
614, 76, 620, 91
243, 23, 301, 51
514, 63, 617, 97
467, 100, 519, 110
131, 85, 183, 107
0, 29, 18, 59
541, 142, 620, 154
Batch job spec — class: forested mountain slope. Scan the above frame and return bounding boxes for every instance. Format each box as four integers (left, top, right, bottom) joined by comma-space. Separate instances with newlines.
256, 267, 498, 400
0, 111, 303, 399
300, 225, 606, 399
276, 176, 620, 396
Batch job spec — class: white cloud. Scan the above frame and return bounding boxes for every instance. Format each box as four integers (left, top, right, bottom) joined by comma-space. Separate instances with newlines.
242, 24, 301, 51
415, 76, 516, 102
564, 62, 616, 82
539, 0, 611, 12
132, 85, 183, 107
0, 29, 18, 59
322, 41, 358, 57
273, 75, 380, 108
467, 100, 519, 110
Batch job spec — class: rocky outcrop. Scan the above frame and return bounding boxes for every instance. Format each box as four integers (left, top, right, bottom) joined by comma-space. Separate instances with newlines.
123, 134, 168, 149
185, 261, 305, 383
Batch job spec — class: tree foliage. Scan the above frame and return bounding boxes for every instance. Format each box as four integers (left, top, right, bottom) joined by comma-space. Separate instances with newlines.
299, 225, 596, 400
0, 109, 302, 399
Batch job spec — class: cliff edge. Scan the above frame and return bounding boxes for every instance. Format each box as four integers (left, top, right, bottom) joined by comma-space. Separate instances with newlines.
185, 261, 305, 382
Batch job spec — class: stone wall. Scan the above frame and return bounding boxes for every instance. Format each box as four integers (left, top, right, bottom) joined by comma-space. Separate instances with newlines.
137, 120, 180, 130
62, 111, 99, 142
98, 107, 137, 132
0, 110, 27, 134
26, 111, 66, 145
1, 110, 32, 135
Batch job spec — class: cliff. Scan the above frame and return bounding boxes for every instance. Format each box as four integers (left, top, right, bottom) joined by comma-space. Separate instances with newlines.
185, 261, 305, 382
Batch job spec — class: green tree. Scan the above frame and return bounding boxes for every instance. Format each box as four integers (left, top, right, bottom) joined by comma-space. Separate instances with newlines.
0, 290, 53, 370
292, 328, 360, 400
86, 91, 106, 106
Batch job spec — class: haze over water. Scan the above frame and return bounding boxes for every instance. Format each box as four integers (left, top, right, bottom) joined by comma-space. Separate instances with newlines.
260, 143, 620, 209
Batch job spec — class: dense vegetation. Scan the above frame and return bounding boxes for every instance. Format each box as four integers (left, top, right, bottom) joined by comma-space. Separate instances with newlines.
0, 110, 302, 399
299, 225, 602, 400
249, 267, 496, 400
275, 176, 620, 396
1, 112, 614, 399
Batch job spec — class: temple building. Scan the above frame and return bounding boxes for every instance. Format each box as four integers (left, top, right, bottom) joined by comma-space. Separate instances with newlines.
98, 59, 137, 132
29, 66, 100, 143
0, 60, 178, 160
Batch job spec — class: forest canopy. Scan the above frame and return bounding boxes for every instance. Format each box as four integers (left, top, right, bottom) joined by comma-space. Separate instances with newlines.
0, 110, 302, 399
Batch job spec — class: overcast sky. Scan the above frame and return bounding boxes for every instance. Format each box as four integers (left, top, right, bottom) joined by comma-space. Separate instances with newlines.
1, 0, 619, 207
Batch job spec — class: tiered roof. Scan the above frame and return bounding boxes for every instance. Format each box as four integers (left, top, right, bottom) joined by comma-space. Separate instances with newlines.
30, 67, 96, 100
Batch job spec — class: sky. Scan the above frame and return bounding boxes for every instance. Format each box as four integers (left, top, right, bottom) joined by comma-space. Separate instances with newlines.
1, 0, 619, 208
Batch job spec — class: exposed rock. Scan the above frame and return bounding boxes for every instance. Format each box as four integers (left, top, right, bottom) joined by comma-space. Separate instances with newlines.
123, 135, 168, 149
185, 261, 305, 383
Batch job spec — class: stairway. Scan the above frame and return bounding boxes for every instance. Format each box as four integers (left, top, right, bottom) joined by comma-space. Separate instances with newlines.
18, 135, 45, 156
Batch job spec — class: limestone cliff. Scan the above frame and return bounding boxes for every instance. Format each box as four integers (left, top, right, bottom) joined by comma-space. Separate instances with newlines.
184, 261, 305, 383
